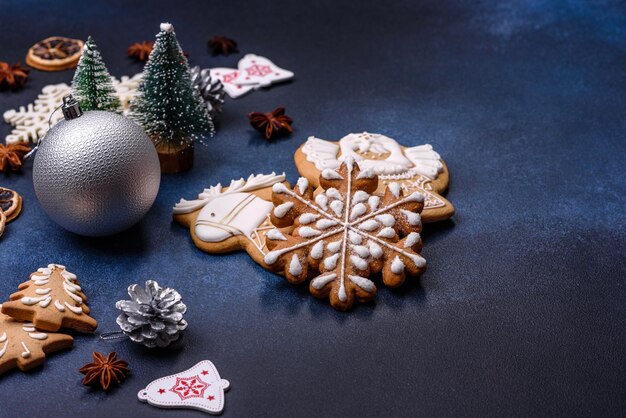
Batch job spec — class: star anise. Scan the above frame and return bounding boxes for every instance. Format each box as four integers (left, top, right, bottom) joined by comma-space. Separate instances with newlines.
79, 351, 130, 391
127, 41, 154, 62
0, 143, 31, 172
127, 41, 189, 62
248, 107, 294, 140
208, 36, 238, 55
0, 61, 29, 90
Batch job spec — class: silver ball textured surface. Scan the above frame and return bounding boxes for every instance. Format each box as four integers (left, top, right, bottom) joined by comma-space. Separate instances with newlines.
33, 111, 161, 236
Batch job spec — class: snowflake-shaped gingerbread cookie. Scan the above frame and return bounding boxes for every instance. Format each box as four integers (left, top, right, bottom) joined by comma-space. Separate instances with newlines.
264, 157, 426, 311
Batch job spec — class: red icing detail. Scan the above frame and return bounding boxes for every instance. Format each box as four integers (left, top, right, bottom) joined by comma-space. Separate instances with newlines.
169, 375, 209, 400
158, 388, 166, 394
222, 71, 239, 84
208, 395, 215, 401
245, 64, 272, 77
202, 370, 209, 375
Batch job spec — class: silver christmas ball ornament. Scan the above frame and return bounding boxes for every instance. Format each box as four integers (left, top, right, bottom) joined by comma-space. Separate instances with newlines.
33, 95, 161, 236
116, 280, 188, 348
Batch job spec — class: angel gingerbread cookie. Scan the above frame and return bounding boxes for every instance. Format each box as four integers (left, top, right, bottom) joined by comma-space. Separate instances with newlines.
295, 132, 454, 222
173, 173, 289, 266
1, 264, 98, 333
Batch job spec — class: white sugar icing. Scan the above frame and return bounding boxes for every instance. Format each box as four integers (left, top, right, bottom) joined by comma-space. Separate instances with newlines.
327, 240, 342, 253
316, 219, 338, 230
330, 200, 344, 217
358, 220, 379, 231
289, 255, 303, 276
349, 203, 367, 221
274, 202, 294, 218
296, 177, 309, 194
18, 264, 84, 315
388, 183, 401, 198
349, 231, 362, 244
174, 173, 285, 215
391, 256, 405, 274
349, 275, 375, 292
196, 193, 274, 244
324, 254, 339, 270
350, 255, 368, 271
400, 209, 421, 226
301, 133, 444, 179
368, 242, 383, 259
315, 194, 328, 210
326, 188, 343, 201
376, 227, 396, 239
375, 214, 395, 227
351, 245, 370, 258
368, 196, 380, 211
321, 169, 343, 180
298, 213, 320, 225
352, 191, 369, 204
0, 333, 6, 359
404, 232, 421, 248
356, 168, 375, 179
21, 342, 31, 358
299, 227, 322, 238
266, 229, 287, 241
311, 273, 337, 289
311, 241, 325, 259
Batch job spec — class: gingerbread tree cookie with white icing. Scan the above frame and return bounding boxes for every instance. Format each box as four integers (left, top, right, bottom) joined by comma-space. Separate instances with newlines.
294, 132, 454, 222
173, 173, 290, 266
264, 157, 426, 311
1, 264, 97, 333
0, 311, 73, 376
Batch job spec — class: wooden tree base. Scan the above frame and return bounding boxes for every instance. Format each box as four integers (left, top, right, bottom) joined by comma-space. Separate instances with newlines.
155, 142, 194, 174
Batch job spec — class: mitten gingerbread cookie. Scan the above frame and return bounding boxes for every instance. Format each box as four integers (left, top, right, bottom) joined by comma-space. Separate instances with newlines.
1, 264, 97, 332
0, 310, 73, 375
263, 157, 426, 311
295, 132, 454, 222
173, 173, 289, 265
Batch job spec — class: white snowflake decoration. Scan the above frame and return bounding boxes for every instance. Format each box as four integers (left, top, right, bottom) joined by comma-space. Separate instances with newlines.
3, 73, 142, 144
264, 157, 426, 311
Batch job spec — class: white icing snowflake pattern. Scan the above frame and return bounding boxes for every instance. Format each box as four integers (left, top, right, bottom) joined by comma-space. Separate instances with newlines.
263, 157, 426, 311
3, 73, 142, 144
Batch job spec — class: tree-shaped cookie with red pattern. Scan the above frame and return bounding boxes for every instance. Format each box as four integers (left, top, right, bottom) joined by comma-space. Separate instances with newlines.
263, 157, 426, 310
0, 311, 73, 375
1, 264, 97, 332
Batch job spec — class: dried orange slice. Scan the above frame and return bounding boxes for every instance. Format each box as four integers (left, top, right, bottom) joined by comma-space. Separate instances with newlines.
0, 209, 5, 238
0, 187, 22, 222
26, 36, 83, 71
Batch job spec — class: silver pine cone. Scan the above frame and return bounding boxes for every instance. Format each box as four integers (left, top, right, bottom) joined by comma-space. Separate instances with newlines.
190, 66, 225, 118
115, 280, 188, 348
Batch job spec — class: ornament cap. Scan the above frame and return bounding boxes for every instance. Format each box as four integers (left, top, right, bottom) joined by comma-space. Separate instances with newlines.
61, 94, 83, 120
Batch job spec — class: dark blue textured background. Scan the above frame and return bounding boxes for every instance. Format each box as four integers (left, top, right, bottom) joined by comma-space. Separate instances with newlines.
1, 0, 625, 416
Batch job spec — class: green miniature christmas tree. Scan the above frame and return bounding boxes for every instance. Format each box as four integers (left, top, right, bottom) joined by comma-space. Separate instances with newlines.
71, 36, 121, 112
130, 22, 214, 173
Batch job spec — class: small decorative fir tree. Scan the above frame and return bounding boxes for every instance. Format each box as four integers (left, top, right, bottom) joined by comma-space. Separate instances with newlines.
130, 23, 214, 173
71, 36, 121, 112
